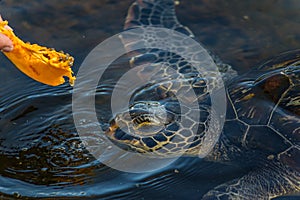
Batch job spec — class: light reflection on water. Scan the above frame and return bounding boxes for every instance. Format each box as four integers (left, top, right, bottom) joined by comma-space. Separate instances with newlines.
0, 0, 299, 199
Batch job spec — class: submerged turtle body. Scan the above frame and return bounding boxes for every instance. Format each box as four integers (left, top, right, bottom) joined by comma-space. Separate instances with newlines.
106, 0, 300, 199
207, 52, 300, 199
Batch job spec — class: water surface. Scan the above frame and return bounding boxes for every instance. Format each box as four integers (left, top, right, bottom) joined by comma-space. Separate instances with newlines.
0, 0, 299, 199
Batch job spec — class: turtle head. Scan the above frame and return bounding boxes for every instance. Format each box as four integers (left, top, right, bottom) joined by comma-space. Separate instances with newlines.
106, 101, 206, 157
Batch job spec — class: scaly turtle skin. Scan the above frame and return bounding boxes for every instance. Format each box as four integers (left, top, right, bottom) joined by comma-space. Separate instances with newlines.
106, 0, 300, 199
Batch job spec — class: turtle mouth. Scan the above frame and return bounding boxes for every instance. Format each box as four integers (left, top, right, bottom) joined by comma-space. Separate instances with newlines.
106, 101, 175, 141
106, 109, 171, 139
130, 109, 165, 127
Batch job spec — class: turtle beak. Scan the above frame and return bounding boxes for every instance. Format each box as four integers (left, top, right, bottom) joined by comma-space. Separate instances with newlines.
105, 119, 119, 139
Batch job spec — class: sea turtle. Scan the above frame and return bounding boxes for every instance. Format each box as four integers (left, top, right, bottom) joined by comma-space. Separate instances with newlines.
105, 0, 300, 199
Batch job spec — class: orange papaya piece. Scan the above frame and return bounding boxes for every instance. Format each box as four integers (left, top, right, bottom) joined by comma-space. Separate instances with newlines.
0, 20, 75, 86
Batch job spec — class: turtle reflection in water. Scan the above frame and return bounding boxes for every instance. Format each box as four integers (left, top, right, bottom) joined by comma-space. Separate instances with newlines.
106, 0, 300, 199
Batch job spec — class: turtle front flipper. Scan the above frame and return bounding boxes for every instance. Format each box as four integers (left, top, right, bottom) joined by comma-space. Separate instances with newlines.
202, 160, 300, 200
121, 0, 237, 80
124, 0, 194, 37
121, 0, 195, 65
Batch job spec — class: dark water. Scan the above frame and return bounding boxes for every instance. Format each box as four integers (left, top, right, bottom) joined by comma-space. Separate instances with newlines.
0, 0, 299, 199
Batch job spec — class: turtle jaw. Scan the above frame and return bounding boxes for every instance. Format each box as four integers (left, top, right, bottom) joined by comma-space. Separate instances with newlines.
106, 101, 173, 140
105, 102, 173, 155
105, 101, 193, 156
105, 110, 168, 142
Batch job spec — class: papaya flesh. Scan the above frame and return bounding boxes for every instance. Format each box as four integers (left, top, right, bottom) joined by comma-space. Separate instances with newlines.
0, 20, 76, 86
